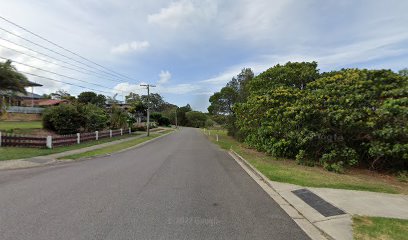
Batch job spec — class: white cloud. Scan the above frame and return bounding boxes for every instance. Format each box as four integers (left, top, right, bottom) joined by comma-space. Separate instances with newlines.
158, 70, 171, 84
113, 82, 201, 95
111, 41, 150, 54
158, 83, 201, 94
148, 1, 195, 28
112, 82, 145, 95
147, 0, 217, 29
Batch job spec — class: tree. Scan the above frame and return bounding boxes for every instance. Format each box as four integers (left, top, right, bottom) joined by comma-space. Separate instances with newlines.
0, 60, 30, 94
399, 68, 408, 77
0, 60, 32, 114
208, 68, 254, 139
149, 112, 171, 126
234, 63, 408, 172
227, 68, 254, 101
106, 94, 120, 105
249, 61, 319, 93
109, 104, 129, 129
141, 93, 166, 112
51, 89, 72, 100
185, 111, 207, 128
125, 92, 141, 104
177, 104, 192, 126
42, 94, 52, 99
129, 100, 147, 124
77, 91, 106, 107
208, 87, 238, 115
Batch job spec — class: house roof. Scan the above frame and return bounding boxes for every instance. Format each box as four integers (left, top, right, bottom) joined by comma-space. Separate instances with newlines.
24, 80, 43, 87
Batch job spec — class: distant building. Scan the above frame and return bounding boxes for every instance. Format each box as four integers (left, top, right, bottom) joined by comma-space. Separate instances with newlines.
0, 80, 43, 107
21, 99, 69, 107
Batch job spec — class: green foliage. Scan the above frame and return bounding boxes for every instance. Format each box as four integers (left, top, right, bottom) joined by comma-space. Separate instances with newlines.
42, 104, 83, 134
125, 92, 141, 104
205, 118, 215, 128
396, 171, 408, 183
249, 61, 319, 93
150, 112, 171, 126
109, 105, 129, 129
185, 111, 207, 128
0, 60, 30, 94
78, 103, 109, 132
0, 60, 30, 114
399, 68, 408, 77
177, 104, 192, 126
77, 91, 106, 107
208, 68, 254, 139
226, 62, 407, 172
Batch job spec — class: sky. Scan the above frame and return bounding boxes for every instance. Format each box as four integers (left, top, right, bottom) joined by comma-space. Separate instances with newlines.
0, 0, 407, 111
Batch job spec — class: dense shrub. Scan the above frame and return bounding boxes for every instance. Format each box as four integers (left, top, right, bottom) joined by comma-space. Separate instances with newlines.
109, 105, 129, 129
234, 63, 408, 172
150, 112, 171, 126
78, 103, 109, 132
185, 111, 207, 128
42, 104, 82, 135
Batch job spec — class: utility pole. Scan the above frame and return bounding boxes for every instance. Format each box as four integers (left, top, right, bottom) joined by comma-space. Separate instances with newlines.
140, 84, 156, 136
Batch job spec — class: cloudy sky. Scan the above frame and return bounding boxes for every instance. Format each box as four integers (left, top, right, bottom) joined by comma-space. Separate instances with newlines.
0, 0, 407, 111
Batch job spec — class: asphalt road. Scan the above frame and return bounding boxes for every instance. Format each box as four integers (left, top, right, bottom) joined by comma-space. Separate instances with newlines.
0, 128, 309, 240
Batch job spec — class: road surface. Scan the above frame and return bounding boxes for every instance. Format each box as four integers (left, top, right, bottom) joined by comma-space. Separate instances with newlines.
0, 128, 309, 240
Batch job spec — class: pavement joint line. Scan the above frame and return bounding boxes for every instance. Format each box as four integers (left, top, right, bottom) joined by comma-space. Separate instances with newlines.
228, 150, 330, 240
312, 214, 352, 223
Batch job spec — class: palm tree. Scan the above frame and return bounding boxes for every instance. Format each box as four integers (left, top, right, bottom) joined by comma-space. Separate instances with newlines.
0, 60, 29, 94
0, 60, 30, 114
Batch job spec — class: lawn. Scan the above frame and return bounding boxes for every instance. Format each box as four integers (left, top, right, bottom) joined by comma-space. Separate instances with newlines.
0, 134, 138, 161
0, 121, 42, 131
60, 130, 174, 160
203, 129, 408, 194
353, 216, 408, 240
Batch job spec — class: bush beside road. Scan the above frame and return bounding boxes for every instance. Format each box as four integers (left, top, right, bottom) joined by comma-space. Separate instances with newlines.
204, 129, 408, 194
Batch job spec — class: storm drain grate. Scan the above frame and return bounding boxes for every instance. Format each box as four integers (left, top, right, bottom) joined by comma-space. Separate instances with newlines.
292, 189, 345, 217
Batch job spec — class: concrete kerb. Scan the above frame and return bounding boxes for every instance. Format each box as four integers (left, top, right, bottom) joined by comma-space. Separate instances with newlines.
228, 149, 333, 240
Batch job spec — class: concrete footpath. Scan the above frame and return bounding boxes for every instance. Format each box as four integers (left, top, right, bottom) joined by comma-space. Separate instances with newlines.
229, 150, 408, 240
0, 129, 170, 171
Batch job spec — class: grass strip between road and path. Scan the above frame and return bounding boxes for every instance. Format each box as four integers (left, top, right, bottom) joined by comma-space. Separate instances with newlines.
353, 216, 408, 240
203, 129, 408, 194
59, 130, 174, 160
0, 134, 138, 161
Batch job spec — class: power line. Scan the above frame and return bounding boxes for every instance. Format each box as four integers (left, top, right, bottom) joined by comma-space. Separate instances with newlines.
0, 26, 130, 82
0, 55, 125, 93
0, 41, 126, 84
0, 36, 120, 81
20, 71, 113, 95
0, 15, 134, 81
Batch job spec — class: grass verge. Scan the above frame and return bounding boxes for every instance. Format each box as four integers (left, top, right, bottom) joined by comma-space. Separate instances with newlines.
203, 129, 408, 194
0, 121, 42, 131
59, 131, 173, 160
353, 216, 408, 240
0, 134, 138, 161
